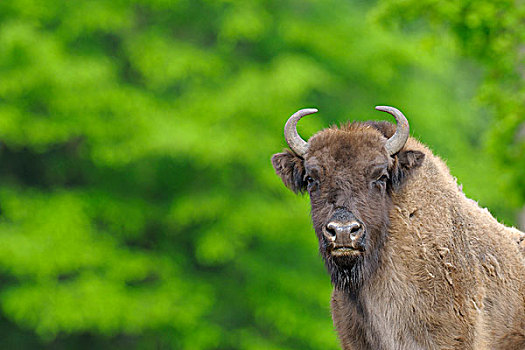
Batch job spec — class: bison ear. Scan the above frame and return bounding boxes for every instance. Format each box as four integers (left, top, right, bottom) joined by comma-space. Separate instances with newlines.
271, 150, 306, 194
390, 150, 425, 191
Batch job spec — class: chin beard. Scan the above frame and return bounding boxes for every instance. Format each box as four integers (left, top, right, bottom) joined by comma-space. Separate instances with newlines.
322, 247, 381, 296
326, 255, 364, 294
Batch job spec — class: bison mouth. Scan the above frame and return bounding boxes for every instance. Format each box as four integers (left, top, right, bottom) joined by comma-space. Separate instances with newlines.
328, 246, 364, 269
331, 246, 363, 257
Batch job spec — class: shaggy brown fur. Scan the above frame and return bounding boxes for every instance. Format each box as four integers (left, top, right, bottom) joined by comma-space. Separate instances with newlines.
272, 121, 525, 350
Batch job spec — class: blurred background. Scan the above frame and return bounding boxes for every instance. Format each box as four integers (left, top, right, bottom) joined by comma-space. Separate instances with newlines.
0, 0, 523, 349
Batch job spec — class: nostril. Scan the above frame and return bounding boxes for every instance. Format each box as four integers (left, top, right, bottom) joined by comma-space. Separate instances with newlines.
325, 222, 337, 239
349, 222, 362, 233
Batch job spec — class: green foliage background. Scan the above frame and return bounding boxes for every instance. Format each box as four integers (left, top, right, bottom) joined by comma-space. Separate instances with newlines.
0, 0, 522, 349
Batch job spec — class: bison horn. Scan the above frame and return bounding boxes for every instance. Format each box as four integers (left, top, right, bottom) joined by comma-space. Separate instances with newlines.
284, 108, 318, 157
375, 106, 410, 155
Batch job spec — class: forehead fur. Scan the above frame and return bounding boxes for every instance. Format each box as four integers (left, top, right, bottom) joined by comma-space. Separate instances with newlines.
306, 122, 391, 165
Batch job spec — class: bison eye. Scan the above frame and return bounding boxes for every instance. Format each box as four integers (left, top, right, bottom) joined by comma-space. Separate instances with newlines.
305, 176, 318, 192
377, 174, 388, 183
371, 173, 389, 191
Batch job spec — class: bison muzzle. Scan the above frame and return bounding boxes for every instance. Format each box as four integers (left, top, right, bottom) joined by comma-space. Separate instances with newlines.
271, 106, 525, 350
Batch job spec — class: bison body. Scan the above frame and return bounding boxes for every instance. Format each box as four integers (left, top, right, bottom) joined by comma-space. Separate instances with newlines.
272, 107, 525, 350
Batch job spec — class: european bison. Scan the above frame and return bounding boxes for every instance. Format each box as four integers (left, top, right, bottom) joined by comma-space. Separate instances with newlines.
271, 106, 525, 350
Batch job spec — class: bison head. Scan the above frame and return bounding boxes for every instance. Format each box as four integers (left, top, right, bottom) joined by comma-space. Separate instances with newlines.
271, 107, 425, 293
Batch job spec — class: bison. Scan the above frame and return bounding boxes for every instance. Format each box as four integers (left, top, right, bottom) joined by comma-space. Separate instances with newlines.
271, 106, 525, 350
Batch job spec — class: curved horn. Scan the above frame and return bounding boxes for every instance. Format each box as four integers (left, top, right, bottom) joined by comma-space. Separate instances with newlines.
284, 108, 318, 157
375, 106, 410, 155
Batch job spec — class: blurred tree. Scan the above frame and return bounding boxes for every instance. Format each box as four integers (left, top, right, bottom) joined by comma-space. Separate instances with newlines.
0, 0, 517, 349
